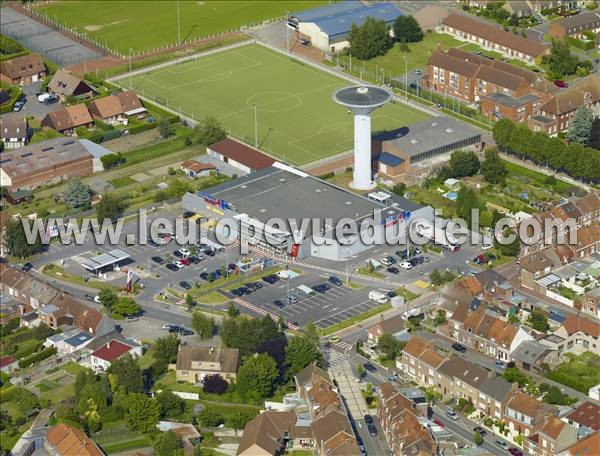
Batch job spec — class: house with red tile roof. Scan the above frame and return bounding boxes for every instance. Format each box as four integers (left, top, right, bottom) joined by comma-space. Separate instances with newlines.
207, 138, 275, 174
554, 314, 600, 356
503, 391, 556, 436
90, 339, 142, 370
44, 422, 104, 456
180, 160, 217, 178
557, 430, 600, 456
562, 401, 600, 437
0, 355, 18, 374
524, 416, 577, 456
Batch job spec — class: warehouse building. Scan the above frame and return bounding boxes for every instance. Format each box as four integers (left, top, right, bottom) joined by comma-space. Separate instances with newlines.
182, 163, 433, 261
288, 1, 402, 53
372, 117, 483, 177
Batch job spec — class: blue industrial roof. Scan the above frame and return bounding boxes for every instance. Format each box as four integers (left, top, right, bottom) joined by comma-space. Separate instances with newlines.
378, 151, 404, 167
295, 2, 402, 38
292, 1, 361, 23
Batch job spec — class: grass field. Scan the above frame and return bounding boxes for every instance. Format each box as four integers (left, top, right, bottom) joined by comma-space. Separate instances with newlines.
35, 1, 324, 54
120, 44, 430, 165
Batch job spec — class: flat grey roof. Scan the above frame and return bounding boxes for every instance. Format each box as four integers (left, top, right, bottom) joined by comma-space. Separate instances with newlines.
511, 340, 549, 364
184, 165, 404, 237
484, 92, 540, 107
82, 249, 130, 271
333, 86, 391, 109
374, 116, 481, 158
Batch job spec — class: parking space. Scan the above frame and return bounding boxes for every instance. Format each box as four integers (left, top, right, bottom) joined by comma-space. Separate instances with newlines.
237, 272, 376, 328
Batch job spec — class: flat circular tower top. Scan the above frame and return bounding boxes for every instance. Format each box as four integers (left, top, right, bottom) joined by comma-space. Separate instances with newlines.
333, 85, 391, 109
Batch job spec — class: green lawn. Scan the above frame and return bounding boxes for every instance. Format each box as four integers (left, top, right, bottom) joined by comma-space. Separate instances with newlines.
35, 1, 325, 54
93, 421, 152, 454
117, 44, 429, 165
548, 352, 600, 394
61, 361, 88, 376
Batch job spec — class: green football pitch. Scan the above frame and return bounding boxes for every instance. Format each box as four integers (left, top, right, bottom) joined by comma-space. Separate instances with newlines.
35, 1, 324, 54
120, 44, 431, 166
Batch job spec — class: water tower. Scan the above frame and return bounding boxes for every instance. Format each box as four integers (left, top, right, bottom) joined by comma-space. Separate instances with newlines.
333, 85, 392, 190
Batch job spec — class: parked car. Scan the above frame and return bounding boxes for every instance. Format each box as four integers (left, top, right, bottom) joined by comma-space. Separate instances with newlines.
446, 410, 459, 421
313, 283, 330, 293
387, 266, 399, 274
174, 261, 185, 269
495, 440, 509, 450
231, 288, 245, 297
328, 275, 343, 286
166, 263, 179, 272
199, 272, 210, 281
363, 363, 376, 372
178, 248, 191, 257
124, 316, 138, 322
412, 68, 422, 75
162, 324, 174, 330
180, 258, 191, 266
179, 281, 191, 290
367, 424, 378, 436
452, 342, 467, 353
399, 261, 413, 270
433, 418, 444, 428
554, 80, 568, 88
173, 250, 184, 258
245, 282, 263, 291
473, 426, 487, 437
182, 211, 194, 219
44, 95, 58, 105
494, 360, 506, 369
409, 82, 419, 90
178, 328, 193, 336
287, 294, 299, 304
381, 257, 392, 266
273, 299, 286, 308
363, 415, 374, 425
188, 255, 203, 264
13, 100, 25, 111
151, 256, 165, 264
21, 263, 33, 272
509, 448, 523, 456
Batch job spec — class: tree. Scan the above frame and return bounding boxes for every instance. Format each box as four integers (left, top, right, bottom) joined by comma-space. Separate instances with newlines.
449, 150, 480, 177
192, 116, 226, 146
285, 335, 323, 378
480, 148, 508, 185
125, 393, 161, 433
495, 229, 520, 257
377, 334, 403, 360
391, 182, 407, 196
304, 321, 319, 346
98, 288, 117, 310
186, 294, 195, 310
198, 407, 224, 427
236, 353, 279, 401
225, 410, 255, 430
3, 218, 42, 259
567, 106, 593, 145
153, 334, 180, 364
348, 17, 393, 60
111, 297, 141, 317
474, 431, 483, 446
107, 353, 143, 393
157, 117, 172, 139
429, 269, 443, 287
96, 193, 126, 224
202, 374, 228, 394
545, 38, 580, 77
356, 364, 365, 378
502, 367, 530, 387
191, 311, 215, 339
156, 390, 185, 417
392, 16, 423, 43
154, 430, 184, 456
227, 302, 238, 318
527, 309, 550, 332
64, 178, 92, 210
456, 186, 479, 226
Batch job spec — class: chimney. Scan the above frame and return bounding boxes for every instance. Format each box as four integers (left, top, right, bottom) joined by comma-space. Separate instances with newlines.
107, 340, 111, 349
209, 347, 214, 354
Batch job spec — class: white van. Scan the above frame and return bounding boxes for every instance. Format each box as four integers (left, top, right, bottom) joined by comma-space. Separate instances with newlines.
296, 284, 315, 296
368, 290, 389, 304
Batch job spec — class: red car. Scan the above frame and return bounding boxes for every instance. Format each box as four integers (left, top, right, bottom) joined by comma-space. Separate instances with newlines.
554, 80, 568, 88
179, 258, 191, 266
433, 418, 445, 428
509, 449, 523, 456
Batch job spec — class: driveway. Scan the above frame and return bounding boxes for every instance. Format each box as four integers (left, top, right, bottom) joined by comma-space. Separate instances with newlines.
15, 81, 64, 120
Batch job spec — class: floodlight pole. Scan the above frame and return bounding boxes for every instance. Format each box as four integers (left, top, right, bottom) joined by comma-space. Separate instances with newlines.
286, 11, 290, 54
177, 0, 181, 46
404, 55, 408, 101
253, 104, 258, 149
129, 48, 133, 90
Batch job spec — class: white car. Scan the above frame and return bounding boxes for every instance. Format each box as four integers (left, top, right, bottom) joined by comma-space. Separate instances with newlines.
446, 410, 459, 421
380, 257, 392, 266
277, 270, 291, 279
175, 261, 185, 269
162, 324, 173, 330
37, 93, 51, 102
482, 243, 493, 250
93, 295, 101, 303
178, 248, 191, 257
399, 261, 413, 270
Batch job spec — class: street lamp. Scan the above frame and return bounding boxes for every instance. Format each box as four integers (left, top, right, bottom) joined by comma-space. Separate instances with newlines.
128, 47, 133, 90
253, 104, 258, 149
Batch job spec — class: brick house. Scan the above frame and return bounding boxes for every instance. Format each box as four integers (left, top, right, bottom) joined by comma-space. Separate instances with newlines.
367, 314, 406, 344
41, 104, 93, 135
1, 114, 28, 149
180, 160, 217, 178
376, 382, 436, 455
45, 422, 104, 456
581, 287, 600, 319
88, 91, 145, 125
553, 314, 600, 355
529, 73, 600, 135
524, 416, 578, 456
562, 401, 600, 436
47, 69, 94, 101
398, 336, 446, 387
439, 14, 549, 63
558, 432, 600, 456
171, 344, 239, 383
0, 356, 18, 374
90, 339, 142, 370
0, 54, 46, 85
503, 391, 556, 436
549, 10, 600, 39
519, 249, 557, 290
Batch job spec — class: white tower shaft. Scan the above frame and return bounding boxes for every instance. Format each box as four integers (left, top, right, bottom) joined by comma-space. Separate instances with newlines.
353, 112, 372, 190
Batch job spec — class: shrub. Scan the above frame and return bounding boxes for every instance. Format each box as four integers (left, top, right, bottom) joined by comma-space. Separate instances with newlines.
203, 374, 228, 395
101, 153, 125, 169
18, 346, 57, 368
101, 129, 122, 142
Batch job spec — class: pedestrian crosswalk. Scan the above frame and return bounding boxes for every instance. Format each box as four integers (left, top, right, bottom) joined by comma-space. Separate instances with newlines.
232, 297, 300, 331
331, 340, 354, 352
240, 243, 405, 287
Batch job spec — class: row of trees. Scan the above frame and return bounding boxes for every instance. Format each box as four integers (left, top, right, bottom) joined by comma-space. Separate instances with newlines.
492, 118, 600, 182
348, 15, 423, 60
543, 38, 593, 78
97, 288, 141, 318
